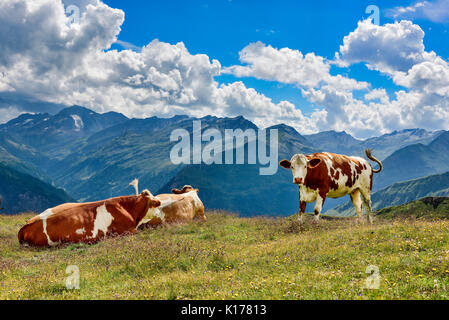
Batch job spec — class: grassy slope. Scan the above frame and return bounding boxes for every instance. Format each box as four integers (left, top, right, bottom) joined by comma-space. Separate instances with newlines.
1, 211, 449, 300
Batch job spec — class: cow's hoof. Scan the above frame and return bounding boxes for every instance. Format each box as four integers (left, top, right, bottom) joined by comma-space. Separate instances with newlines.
312, 216, 320, 224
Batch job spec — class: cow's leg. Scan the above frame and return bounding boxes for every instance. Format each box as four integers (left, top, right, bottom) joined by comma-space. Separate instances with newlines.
313, 194, 325, 223
350, 189, 363, 223
360, 190, 373, 224
298, 200, 306, 223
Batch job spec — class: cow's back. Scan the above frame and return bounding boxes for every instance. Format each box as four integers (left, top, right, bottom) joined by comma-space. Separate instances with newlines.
18, 201, 112, 246
157, 193, 195, 224
305, 152, 372, 197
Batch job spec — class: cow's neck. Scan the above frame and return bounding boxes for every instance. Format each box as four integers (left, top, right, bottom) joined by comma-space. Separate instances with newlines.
119, 196, 149, 223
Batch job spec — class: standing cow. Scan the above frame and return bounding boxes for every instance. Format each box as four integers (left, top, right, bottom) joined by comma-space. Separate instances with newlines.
18, 190, 161, 247
280, 149, 382, 223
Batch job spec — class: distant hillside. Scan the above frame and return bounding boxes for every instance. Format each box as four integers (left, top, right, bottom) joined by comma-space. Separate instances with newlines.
0, 163, 74, 214
375, 197, 449, 220
375, 131, 449, 190
330, 171, 449, 216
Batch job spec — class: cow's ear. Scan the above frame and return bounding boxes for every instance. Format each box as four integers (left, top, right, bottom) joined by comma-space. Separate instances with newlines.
279, 160, 291, 169
150, 198, 161, 208
308, 158, 321, 168
172, 188, 182, 194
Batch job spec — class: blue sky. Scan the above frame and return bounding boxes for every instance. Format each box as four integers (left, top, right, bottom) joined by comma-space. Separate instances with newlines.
1, 0, 449, 137
105, 0, 449, 113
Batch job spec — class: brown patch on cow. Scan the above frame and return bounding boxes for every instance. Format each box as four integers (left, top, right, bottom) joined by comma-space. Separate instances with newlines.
303, 154, 331, 194
18, 219, 48, 246
300, 201, 307, 213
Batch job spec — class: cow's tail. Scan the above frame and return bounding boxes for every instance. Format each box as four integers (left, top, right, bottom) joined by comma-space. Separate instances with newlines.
365, 149, 383, 173
129, 178, 139, 195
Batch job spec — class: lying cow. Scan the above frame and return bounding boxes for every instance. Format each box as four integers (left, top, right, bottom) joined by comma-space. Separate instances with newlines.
18, 190, 161, 247
280, 149, 383, 223
139, 185, 206, 228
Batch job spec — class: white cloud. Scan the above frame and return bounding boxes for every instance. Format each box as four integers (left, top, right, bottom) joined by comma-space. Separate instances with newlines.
364, 88, 390, 104
0, 106, 24, 123
225, 19, 449, 137
386, 0, 449, 23
223, 41, 369, 91
0, 0, 449, 138
336, 20, 439, 74
0, 0, 311, 131
334, 19, 449, 134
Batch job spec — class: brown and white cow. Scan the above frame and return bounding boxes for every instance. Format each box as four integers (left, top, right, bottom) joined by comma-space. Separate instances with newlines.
139, 185, 206, 228
280, 149, 383, 223
18, 190, 161, 247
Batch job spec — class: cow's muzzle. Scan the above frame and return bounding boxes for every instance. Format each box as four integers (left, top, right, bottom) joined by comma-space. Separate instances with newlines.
294, 177, 303, 184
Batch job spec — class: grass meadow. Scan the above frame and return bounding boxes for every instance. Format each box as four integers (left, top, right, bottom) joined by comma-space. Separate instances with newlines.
1, 211, 449, 300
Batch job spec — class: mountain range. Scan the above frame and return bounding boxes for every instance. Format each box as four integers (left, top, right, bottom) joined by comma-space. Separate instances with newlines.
0, 105, 448, 216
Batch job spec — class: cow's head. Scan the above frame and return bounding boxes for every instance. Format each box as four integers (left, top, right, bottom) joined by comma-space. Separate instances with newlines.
172, 186, 206, 221
280, 154, 321, 185
172, 185, 198, 194
141, 189, 161, 208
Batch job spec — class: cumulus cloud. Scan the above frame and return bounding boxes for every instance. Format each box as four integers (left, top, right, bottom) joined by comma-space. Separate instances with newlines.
226, 19, 449, 137
0, 0, 310, 130
336, 20, 439, 74
386, 0, 449, 23
0, 0, 449, 138
335, 19, 449, 133
223, 41, 369, 91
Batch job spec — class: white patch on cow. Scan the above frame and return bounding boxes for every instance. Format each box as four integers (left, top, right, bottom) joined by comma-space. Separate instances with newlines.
299, 185, 318, 203
184, 191, 203, 208
70, 114, 84, 131
38, 209, 58, 246
323, 152, 334, 159
90, 204, 114, 239
75, 228, 85, 235
137, 199, 176, 227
